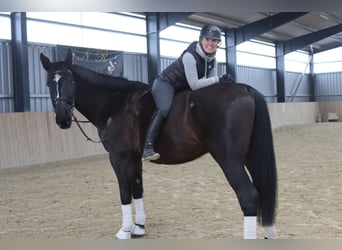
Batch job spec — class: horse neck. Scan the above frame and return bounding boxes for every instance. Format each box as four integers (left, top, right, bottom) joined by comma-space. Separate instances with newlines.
70, 65, 150, 126
73, 76, 148, 128
73, 79, 112, 125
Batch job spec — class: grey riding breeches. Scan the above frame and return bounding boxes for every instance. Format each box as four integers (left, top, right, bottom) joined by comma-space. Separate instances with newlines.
151, 78, 176, 118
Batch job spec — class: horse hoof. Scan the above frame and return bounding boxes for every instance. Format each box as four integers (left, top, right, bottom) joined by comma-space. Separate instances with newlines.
131, 224, 145, 236
116, 229, 131, 239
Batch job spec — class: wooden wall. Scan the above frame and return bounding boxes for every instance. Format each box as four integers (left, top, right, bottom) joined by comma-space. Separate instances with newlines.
0, 111, 105, 169
268, 102, 320, 129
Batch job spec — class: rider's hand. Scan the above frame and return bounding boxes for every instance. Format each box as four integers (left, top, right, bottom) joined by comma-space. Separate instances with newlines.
219, 74, 234, 84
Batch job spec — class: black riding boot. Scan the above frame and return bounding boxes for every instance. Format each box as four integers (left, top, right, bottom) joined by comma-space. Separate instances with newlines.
142, 110, 165, 161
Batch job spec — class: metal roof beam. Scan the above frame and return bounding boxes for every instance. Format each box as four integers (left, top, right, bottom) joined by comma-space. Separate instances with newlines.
233, 12, 308, 44
160, 12, 194, 30
283, 24, 342, 54
313, 41, 342, 53
145, 12, 194, 32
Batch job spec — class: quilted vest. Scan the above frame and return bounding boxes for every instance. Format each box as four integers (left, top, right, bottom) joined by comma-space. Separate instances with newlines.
159, 41, 215, 90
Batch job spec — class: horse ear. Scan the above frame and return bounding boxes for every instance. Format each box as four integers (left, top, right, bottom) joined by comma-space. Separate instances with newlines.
40, 53, 51, 71
65, 48, 73, 67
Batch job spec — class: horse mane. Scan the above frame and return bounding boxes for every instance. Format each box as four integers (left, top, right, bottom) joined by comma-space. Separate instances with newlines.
70, 64, 149, 91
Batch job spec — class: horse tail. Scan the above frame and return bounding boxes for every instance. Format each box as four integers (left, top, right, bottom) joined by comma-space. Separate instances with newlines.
247, 86, 277, 226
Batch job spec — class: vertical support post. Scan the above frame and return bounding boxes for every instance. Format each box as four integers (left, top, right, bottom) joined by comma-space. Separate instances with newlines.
11, 12, 30, 112
225, 29, 237, 81
146, 13, 161, 87
309, 49, 315, 102
275, 41, 285, 103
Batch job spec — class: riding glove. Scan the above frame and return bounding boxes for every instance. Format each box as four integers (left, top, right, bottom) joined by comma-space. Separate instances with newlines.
219, 74, 234, 84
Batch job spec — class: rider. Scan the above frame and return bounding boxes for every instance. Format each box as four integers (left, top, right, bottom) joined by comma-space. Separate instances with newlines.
142, 24, 233, 161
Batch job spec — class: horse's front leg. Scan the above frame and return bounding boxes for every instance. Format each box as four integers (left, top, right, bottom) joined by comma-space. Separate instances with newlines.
130, 198, 146, 237
109, 153, 146, 239
264, 224, 277, 239
116, 199, 146, 239
130, 159, 146, 237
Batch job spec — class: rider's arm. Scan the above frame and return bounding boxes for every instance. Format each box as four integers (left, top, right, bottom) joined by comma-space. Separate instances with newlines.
182, 52, 219, 90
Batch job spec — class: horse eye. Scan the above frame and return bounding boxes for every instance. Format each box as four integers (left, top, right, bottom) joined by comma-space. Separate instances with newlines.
47, 78, 56, 87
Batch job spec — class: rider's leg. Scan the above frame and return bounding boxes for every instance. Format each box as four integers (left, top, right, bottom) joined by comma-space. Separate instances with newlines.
142, 79, 175, 161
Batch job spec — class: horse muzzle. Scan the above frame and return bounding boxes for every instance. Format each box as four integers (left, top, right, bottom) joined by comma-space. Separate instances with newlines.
55, 102, 73, 129
56, 116, 72, 129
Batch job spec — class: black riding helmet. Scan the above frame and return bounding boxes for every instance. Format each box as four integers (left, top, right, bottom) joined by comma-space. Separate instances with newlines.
199, 24, 222, 41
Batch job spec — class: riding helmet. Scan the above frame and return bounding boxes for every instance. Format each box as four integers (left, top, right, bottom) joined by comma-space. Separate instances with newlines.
199, 24, 222, 41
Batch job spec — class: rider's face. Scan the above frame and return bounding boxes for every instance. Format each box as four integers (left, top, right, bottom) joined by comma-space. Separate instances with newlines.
200, 37, 221, 54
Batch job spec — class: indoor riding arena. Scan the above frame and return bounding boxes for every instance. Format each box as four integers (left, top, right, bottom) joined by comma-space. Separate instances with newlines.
0, 104, 341, 239
0, 12, 342, 239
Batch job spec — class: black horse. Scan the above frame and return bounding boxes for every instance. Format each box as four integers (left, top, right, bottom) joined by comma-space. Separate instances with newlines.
40, 49, 277, 239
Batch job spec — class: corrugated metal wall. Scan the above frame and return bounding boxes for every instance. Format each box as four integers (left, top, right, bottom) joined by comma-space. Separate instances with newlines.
285, 72, 311, 102
1, 41, 342, 113
315, 72, 342, 102
236, 65, 277, 103
219, 63, 312, 103
0, 40, 13, 112
28, 44, 57, 112
122, 53, 148, 84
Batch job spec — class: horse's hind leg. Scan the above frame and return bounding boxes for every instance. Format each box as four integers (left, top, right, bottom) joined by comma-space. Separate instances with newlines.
223, 159, 259, 239
208, 97, 262, 238
222, 160, 259, 238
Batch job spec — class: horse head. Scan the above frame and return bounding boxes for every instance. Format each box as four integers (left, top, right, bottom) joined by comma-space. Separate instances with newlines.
40, 49, 75, 129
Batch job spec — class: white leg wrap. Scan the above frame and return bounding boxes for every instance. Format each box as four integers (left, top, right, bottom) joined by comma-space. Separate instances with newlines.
134, 198, 146, 226
121, 204, 134, 231
131, 198, 146, 236
264, 224, 277, 239
116, 204, 133, 239
244, 216, 257, 239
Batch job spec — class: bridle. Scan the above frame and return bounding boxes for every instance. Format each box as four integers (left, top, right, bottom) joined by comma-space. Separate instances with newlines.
50, 68, 152, 144
52, 68, 101, 143
71, 113, 102, 143
51, 68, 75, 108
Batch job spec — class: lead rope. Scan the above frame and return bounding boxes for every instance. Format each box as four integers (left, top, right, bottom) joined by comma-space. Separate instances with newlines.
72, 112, 102, 143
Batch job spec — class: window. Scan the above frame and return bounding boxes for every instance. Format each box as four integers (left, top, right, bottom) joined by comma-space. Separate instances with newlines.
314, 47, 342, 73
160, 24, 226, 62
285, 51, 311, 73
26, 12, 147, 53
3, 12, 341, 74
236, 40, 275, 69
0, 13, 11, 40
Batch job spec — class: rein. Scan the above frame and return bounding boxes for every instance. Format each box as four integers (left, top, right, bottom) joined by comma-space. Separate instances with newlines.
60, 67, 152, 144
72, 112, 102, 143
70, 88, 151, 144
